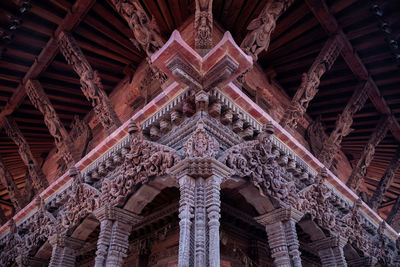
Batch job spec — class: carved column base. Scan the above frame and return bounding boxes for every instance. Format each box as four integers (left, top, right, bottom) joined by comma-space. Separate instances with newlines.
256, 207, 304, 267
94, 205, 142, 267
310, 236, 348, 267
48, 235, 84, 267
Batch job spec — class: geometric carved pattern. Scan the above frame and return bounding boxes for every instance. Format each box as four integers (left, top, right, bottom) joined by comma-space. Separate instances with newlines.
3, 116, 48, 193
58, 31, 121, 134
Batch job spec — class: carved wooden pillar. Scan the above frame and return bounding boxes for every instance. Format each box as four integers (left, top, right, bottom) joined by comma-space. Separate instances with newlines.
205, 174, 222, 267
25, 79, 78, 166
57, 31, 121, 134
348, 256, 377, 267
16, 255, 48, 267
177, 175, 195, 267
48, 234, 84, 267
310, 236, 348, 267
3, 116, 48, 193
240, 0, 295, 60
369, 146, 400, 211
93, 205, 142, 267
318, 82, 369, 169
346, 116, 391, 191
280, 36, 343, 129
0, 156, 25, 211
256, 207, 303, 267
172, 159, 230, 267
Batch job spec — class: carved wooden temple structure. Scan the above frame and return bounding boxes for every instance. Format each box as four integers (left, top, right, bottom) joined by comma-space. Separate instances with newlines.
0, 0, 400, 266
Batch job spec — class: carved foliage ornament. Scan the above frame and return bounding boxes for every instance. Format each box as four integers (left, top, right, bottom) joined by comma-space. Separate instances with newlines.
101, 121, 181, 206
219, 122, 297, 206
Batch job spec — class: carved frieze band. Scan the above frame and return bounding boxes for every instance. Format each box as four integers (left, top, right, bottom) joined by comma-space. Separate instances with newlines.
57, 31, 121, 134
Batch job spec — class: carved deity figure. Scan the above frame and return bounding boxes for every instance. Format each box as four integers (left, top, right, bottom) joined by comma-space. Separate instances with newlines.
195, 0, 213, 52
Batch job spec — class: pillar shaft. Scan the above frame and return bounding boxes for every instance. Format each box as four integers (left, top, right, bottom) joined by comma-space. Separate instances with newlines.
206, 175, 222, 267
93, 205, 142, 267
310, 236, 348, 267
48, 235, 84, 267
256, 207, 303, 267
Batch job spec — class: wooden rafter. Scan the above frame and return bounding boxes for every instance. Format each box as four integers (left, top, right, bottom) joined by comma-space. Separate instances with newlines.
304, 0, 400, 143
0, 0, 96, 129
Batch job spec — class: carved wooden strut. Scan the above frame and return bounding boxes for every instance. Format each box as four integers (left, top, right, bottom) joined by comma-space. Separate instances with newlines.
0, 156, 26, 211
346, 116, 391, 191
240, 0, 295, 60
318, 81, 369, 169
280, 36, 343, 129
3, 116, 48, 193
26, 79, 78, 167
195, 0, 213, 55
57, 31, 121, 134
369, 147, 400, 211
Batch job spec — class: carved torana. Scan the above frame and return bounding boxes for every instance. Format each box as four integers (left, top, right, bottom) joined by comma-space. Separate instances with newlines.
240, 0, 295, 60
0, 156, 25, 211
195, 0, 213, 55
318, 81, 369, 169
3, 116, 48, 193
26, 79, 78, 166
369, 146, 400, 211
57, 31, 121, 134
347, 116, 391, 191
280, 36, 344, 129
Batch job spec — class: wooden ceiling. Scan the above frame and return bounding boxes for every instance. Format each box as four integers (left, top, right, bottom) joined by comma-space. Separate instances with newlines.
0, 0, 399, 219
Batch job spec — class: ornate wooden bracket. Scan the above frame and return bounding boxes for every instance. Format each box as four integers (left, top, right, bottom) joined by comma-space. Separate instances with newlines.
26, 79, 78, 166
0, 156, 26, 211
240, 0, 295, 60
280, 36, 344, 129
346, 116, 392, 191
57, 31, 121, 134
3, 116, 48, 193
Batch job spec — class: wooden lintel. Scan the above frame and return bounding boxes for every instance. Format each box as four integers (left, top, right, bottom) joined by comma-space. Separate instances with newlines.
0, 0, 96, 128
305, 0, 400, 144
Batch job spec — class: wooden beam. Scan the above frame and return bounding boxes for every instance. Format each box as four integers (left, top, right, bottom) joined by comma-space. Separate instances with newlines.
57, 31, 121, 134
0, 0, 96, 129
280, 36, 343, 129
369, 147, 400, 211
346, 116, 392, 191
305, 0, 400, 143
26, 79, 79, 166
2, 117, 48, 193
318, 81, 370, 169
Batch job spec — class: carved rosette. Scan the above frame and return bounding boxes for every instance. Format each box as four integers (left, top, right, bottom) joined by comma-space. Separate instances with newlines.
101, 121, 181, 206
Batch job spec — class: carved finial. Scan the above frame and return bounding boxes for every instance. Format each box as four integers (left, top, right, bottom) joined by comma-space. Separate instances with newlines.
128, 120, 140, 134
320, 167, 328, 178
353, 198, 362, 212
263, 122, 274, 135
35, 196, 42, 207
69, 166, 79, 178
8, 218, 17, 234
378, 220, 386, 236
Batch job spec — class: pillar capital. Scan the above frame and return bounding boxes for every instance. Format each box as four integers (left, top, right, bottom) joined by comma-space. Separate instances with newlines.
49, 234, 85, 250
93, 205, 142, 225
255, 207, 304, 225
310, 236, 348, 251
